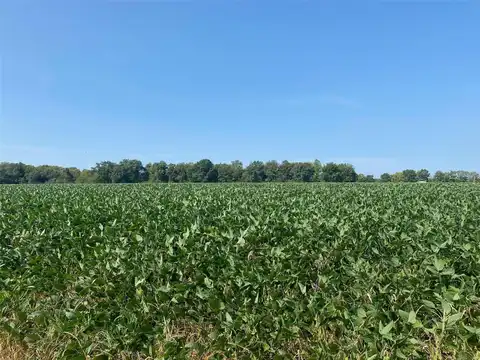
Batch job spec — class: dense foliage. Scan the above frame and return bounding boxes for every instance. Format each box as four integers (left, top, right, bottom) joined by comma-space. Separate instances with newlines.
1, 160, 478, 184
1, 183, 480, 359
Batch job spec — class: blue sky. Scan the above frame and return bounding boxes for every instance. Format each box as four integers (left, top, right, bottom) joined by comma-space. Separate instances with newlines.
1, 1, 479, 176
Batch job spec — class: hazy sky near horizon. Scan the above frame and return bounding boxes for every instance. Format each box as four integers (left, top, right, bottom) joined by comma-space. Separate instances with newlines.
1, 1, 479, 176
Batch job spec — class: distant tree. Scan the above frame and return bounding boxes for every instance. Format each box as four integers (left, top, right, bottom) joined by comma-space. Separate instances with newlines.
264, 160, 279, 182
205, 167, 218, 182
471, 172, 480, 182
391, 172, 405, 182
93, 161, 118, 183
357, 174, 367, 182
321, 163, 341, 182
215, 161, 244, 182
357, 174, 375, 183
0, 162, 27, 184
66, 167, 81, 182
215, 163, 234, 182
146, 161, 169, 182
180, 163, 194, 182
322, 163, 357, 182
76, 169, 98, 183
25, 165, 74, 183
437, 170, 478, 182
278, 161, 293, 182
166, 164, 178, 182
4, 158, 476, 185
113, 159, 147, 183
167, 163, 191, 182
243, 161, 266, 182
402, 169, 417, 182
313, 159, 322, 182
190, 159, 215, 182
446, 170, 479, 182
380, 173, 392, 182
417, 169, 430, 182
339, 164, 357, 182
230, 160, 244, 182
291, 162, 315, 182
433, 171, 447, 182
452, 170, 470, 182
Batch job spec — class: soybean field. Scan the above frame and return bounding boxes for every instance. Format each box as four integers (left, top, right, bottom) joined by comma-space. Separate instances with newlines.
1, 183, 480, 359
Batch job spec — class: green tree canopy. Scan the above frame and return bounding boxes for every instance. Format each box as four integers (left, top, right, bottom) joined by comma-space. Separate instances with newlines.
380, 173, 392, 182
321, 163, 357, 182
0, 160, 477, 184
417, 169, 430, 182
402, 169, 417, 182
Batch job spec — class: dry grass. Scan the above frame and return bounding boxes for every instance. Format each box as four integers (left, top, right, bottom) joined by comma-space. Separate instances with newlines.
0, 335, 26, 360
0, 333, 61, 360
0, 328, 223, 360
3, 327, 480, 360
155, 321, 231, 359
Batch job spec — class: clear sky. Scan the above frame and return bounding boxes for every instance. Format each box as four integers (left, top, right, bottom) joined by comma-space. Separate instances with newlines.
1, 1, 479, 176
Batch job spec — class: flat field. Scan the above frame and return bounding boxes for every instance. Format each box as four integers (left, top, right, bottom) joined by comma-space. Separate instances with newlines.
1, 183, 480, 359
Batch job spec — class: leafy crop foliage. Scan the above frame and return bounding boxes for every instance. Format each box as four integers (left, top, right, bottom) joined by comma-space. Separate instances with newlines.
1, 183, 480, 359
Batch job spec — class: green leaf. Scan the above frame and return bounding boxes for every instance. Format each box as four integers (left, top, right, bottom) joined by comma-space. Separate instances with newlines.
412, 320, 424, 328
30, 311, 46, 325
16, 311, 27, 322
398, 310, 409, 322
379, 320, 394, 336
422, 300, 436, 309
463, 324, 480, 335
441, 300, 451, 315
24, 334, 41, 343
357, 308, 367, 318
434, 257, 446, 271
446, 312, 463, 325
135, 277, 145, 287
298, 283, 306, 295
208, 297, 225, 312
204, 277, 213, 289
93, 355, 109, 360
208, 330, 218, 340
408, 310, 416, 324
65, 311, 76, 320
196, 288, 209, 300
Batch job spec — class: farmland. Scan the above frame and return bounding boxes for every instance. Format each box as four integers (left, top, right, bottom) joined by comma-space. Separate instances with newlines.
1, 183, 480, 359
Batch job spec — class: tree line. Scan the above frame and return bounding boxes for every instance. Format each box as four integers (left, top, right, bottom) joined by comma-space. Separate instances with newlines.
0, 159, 478, 184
